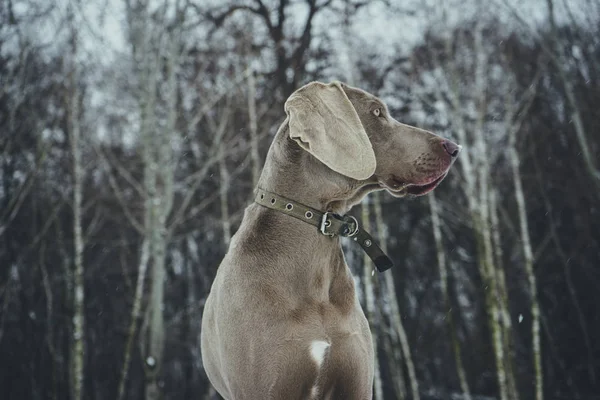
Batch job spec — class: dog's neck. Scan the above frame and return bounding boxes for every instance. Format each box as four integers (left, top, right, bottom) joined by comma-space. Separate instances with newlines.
257, 120, 380, 215
242, 121, 389, 298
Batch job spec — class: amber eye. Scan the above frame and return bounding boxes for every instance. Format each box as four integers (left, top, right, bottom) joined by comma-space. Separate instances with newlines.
372, 108, 381, 117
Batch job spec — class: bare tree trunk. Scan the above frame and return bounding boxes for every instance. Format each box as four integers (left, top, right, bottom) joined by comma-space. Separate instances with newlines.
475, 214, 509, 400
138, 32, 161, 400
489, 190, 520, 400
117, 238, 150, 400
500, 72, 544, 400
145, 238, 167, 400
40, 243, 58, 400
445, 62, 511, 400
474, 131, 509, 400
443, 79, 511, 400
143, 29, 179, 400
67, 17, 85, 400
206, 96, 233, 246
429, 193, 471, 400
247, 67, 261, 187
444, 91, 510, 400
372, 193, 418, 400
361, 201, 383, 400
509, 134, 543, 400
381, 328, 407, 400
124, 2, 168, 396
182, 254, 197, 399
475, 141, 510, 400
218, 139, 231, 245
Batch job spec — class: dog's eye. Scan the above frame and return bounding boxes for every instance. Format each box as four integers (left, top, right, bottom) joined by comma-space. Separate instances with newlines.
372, 108, 381, 117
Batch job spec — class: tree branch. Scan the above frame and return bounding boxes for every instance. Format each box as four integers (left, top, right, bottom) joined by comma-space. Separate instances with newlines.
204, 4, 262, 28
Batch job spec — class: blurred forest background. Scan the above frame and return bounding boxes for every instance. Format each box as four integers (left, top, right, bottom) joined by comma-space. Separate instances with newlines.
1, 0, 599, 399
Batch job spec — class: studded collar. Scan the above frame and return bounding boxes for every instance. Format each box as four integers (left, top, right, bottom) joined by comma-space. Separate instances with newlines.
254, 188, 393, 272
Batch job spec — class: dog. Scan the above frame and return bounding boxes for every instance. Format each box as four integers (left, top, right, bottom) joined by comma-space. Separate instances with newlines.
201, 81, 460, 399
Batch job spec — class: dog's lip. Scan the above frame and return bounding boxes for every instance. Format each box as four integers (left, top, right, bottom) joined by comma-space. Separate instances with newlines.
384, 171, 448, 196
405, 173, 447, 195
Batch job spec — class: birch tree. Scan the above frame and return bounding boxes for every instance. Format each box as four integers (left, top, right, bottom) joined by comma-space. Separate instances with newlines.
247, 68, 261, 187
142, 27, 180, 400
505, 74, 543, 400
429, 192, 471, 400
414, 16, 517, 400
489, 190, 520, 400
121, 2, 182, 398
206, 95, 234, 246
361, 200, 384, 400
66, 7, 85, 400
373, 193, 419, 400
114, 3, 250, 397
117, 237, 150, 400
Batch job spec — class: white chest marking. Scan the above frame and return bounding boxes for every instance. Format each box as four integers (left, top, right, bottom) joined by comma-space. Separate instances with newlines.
310, 385, 319, 399
310, 340, 331, 368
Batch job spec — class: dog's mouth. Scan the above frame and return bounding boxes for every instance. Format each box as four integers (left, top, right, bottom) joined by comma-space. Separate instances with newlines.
405, 173, 447, 195
383, 172, 448, 197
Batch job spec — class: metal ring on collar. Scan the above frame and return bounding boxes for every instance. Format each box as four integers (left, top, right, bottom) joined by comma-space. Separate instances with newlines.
346, 215, 359, 237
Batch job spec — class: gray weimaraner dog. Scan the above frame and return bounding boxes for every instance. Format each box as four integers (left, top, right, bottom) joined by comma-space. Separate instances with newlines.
201, 81, 460, 399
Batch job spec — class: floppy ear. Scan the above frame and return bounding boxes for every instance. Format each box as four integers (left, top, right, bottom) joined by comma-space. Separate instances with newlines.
284, 81, 376, 180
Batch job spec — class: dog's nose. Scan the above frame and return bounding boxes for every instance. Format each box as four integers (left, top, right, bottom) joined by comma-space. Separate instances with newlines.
442, 140, 461, 158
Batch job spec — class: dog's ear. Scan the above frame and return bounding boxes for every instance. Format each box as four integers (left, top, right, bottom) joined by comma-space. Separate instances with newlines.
284, 81, 376, 180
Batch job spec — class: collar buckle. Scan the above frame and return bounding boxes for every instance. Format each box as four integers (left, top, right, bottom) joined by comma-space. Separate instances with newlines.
320, 212, 335, 237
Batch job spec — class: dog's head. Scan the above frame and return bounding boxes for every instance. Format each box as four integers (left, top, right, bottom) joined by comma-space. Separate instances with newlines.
285, 81, 460, 198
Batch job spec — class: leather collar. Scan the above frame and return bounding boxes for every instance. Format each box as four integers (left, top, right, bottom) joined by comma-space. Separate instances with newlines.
254, 188, 394, 272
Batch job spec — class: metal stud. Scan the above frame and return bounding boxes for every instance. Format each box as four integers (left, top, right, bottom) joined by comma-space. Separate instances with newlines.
364, 239, 372, 247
